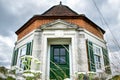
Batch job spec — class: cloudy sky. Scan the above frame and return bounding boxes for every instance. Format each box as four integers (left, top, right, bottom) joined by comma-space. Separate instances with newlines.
0, 0, 120, 73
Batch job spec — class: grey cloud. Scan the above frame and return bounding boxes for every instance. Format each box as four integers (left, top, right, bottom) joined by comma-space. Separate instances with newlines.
0, 0, 48, 36
0, 0, 50, 68
0, 55, 11, 66
0, 61, 10, 68
0, 41, 13, 68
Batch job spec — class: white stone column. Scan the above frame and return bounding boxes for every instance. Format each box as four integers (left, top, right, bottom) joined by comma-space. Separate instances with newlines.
77, 32, 89, 72
31, 29, 42, 71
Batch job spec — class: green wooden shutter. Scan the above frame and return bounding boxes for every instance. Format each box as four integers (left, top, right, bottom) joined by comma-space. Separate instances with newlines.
25, 42, 33, 70
87, 40, 96, 72
30, 40, 33, 55
12, 48, 19, 66
26, 42, 32, 55
102, 48, 111, 74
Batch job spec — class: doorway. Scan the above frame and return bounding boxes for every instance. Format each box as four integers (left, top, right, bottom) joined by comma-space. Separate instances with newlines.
50, 45, 70, 80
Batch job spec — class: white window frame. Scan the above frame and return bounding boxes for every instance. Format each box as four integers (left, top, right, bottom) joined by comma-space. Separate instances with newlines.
19, 45, 27, 69
93, 44, 102, 70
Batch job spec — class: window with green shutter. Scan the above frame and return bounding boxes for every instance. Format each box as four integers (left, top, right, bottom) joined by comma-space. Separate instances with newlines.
19, 41, 33, 70
87, 40, 96, 72
20, 46, 27, 69
102, 48, 111, 74
26, 42, 32, 70
93, 45, 102, 70
12, 48, 19, 66
26, 42, 32, 55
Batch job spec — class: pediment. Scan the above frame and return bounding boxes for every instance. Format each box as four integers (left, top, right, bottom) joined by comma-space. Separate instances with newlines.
40, 19, 79, 30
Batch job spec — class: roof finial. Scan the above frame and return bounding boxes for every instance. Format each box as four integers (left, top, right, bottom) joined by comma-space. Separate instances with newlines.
60, 1, 62, 5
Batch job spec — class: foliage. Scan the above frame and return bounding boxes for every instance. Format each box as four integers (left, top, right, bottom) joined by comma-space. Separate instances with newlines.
77, 72, 109, 80
0, 66, 8, 74
0, 66, 16, 80
7, 76, 15, 80
109, 75, 120, 80
20, 55, 41, 79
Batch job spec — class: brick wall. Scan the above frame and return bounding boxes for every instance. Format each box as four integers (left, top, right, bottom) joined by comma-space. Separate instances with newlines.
17, 19, 104, 40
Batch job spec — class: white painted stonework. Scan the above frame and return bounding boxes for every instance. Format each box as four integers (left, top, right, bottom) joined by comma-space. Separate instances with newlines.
40, 20, 79, 80
15, 19, 107, 79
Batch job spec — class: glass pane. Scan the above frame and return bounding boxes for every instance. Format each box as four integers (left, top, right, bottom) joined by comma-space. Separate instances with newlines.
21, 46, 26, 56
96, 62, 99, 69
95, 55, 100, 62
94, 55, 101, 69
94, 46, 101, 55
98, 63, 101, 69
96, 62, 101, 69
98, 56, 100, 62
60, 56, 66, 64
54, 56, 59, 63
96, 48, 100, 54
95, 55, 98, 62
54, 48, 59, 55
20, 59, 24, 69
60, 48, 65, 55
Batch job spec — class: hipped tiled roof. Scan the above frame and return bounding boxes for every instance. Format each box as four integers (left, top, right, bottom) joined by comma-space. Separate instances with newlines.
41, 2, 79, 16
16, 2, 105, 35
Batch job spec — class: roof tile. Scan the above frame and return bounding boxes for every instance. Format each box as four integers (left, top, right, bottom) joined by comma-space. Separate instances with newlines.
41, 4, 79, 16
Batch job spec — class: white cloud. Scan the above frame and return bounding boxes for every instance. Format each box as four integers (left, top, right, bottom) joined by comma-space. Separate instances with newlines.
108, 0, 120, 9
0, 33, 16, 47
0, 32, 16, 68
109, 51, 120, 75
102, 0, 120, 54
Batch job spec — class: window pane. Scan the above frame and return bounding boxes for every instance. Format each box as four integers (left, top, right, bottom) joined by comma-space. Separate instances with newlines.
98, 62, 101, 69
60, 56, 66, 64
60, 48, 65, 55
54, 56, 59, 63
96, 48, 101, 55
20, 59, 24, 69
94, 55, 101, 69
54, 48, 59, 55
21, 47, 26, 56
98, 56, 100, 62
94, 46, 101, 55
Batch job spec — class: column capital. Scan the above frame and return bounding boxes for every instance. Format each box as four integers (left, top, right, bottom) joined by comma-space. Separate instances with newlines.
35, 29, 42, 32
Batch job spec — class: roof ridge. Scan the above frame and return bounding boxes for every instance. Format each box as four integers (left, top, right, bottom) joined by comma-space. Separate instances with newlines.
64, 5, 79, 15
41, 4, 79, 16
41, 6, 55, 15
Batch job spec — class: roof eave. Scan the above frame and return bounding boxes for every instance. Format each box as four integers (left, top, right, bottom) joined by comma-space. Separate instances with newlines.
82, 16, 105, 34
15, 15, 83, 35
15, 15, 105, 35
